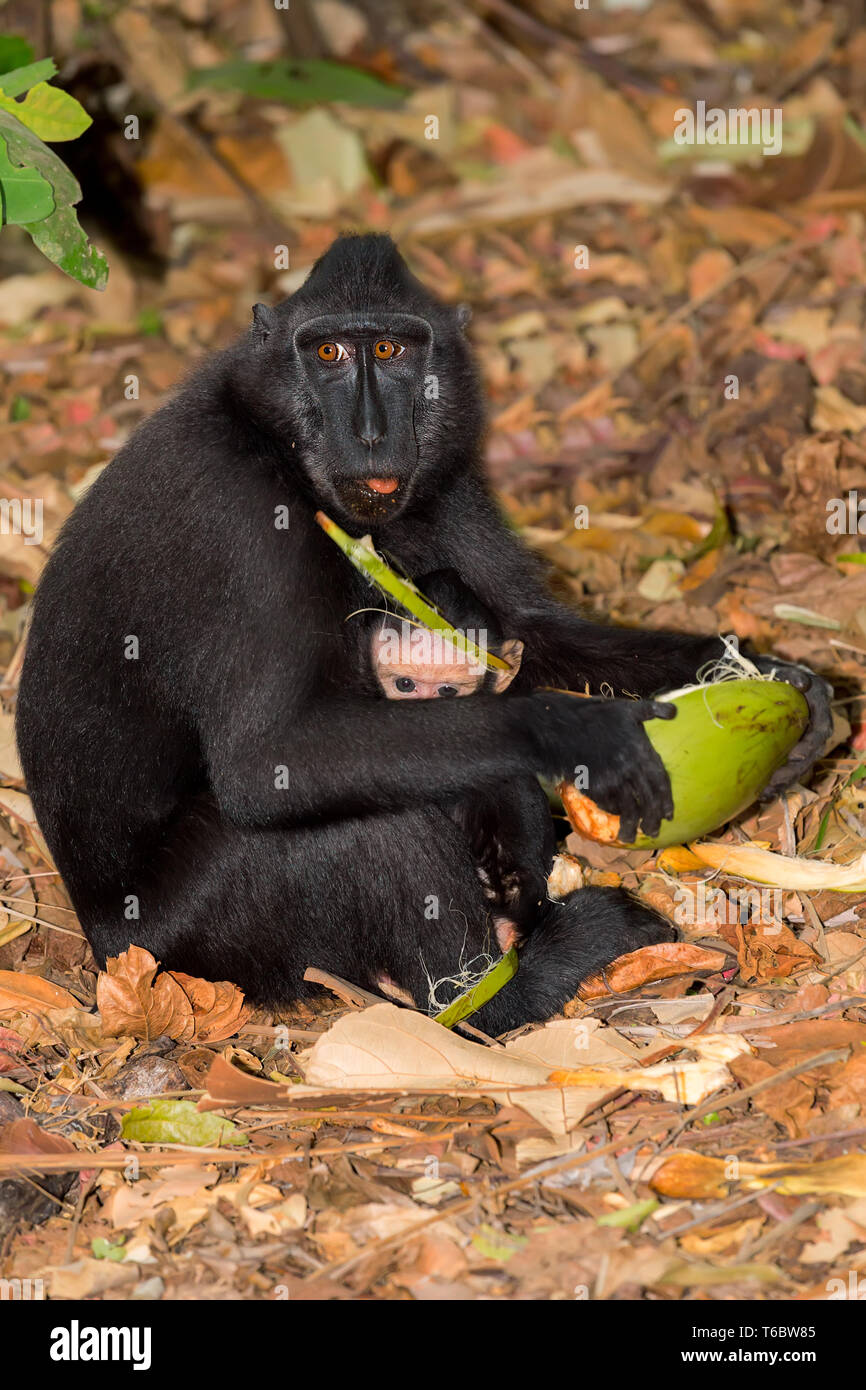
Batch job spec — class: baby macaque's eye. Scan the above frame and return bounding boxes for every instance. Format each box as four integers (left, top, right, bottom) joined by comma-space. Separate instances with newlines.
395, 676, 415, 693
437, 685, 458, 698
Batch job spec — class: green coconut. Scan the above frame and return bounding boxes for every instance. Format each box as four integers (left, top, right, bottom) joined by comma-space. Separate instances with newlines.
560, 678, 810, 850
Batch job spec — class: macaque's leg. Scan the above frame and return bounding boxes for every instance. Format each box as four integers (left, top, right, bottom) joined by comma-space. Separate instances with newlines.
88, 796, 670, 1032
457, 776, 557, 922
472, 887, 676, 1034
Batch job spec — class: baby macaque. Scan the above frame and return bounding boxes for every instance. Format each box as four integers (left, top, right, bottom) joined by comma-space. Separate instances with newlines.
369, 569, 523, 701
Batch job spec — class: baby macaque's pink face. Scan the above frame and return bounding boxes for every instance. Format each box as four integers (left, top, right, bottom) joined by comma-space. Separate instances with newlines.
371, 625, 522, 700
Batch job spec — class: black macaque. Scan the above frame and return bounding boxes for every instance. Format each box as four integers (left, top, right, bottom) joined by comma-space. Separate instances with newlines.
16, 234, 833, 1033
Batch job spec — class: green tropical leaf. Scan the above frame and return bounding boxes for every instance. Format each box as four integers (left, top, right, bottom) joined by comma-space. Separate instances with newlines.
597, 1199, 659, 1231
0, 81, 91, 141
91, 1236, 126, 1261
0, 108, 81, 202
121, 1099, 248, 1147
0, 59, 56, 98
0, 133, 55, 224
0, 109, 107, 288
0, 37, 34, 76
27, 201, 108, 290
188, 58, 407, 108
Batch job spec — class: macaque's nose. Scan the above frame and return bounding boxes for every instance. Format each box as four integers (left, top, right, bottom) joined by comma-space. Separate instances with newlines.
359, 423, 386, 447
354, 355, 387, 447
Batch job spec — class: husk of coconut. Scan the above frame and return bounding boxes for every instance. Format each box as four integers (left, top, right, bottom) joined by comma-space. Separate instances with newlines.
560, 676, 809, 850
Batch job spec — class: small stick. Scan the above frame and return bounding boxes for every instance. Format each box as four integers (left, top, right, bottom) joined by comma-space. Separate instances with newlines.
0, 1135, 439, 1174
741, 1199, 822, 1260
0, 909, 83, 937
303, 967, 384, 1010
802, 893, 829, 963
63, 1175, 95, 1264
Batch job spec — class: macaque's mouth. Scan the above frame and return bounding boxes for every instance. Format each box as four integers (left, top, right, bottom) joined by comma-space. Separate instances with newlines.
363, 477, 400, 495
335, 476, 405, 521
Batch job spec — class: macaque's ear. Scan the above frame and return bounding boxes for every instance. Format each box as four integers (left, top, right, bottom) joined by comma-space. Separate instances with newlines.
491, 638, 523, 692
455, 303, 471, 332
252, 302, 277, 343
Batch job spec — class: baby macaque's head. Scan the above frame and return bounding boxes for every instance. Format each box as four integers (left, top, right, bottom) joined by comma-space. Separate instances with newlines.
370, 569, 523, 700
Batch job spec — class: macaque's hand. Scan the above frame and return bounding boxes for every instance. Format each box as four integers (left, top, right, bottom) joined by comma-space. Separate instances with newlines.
752, 657, 834, 800
525, 693, 676, 842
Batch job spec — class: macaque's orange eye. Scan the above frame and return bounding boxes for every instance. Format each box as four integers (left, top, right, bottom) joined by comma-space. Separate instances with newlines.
317, 342, 346, 362
374, 340, 401, 360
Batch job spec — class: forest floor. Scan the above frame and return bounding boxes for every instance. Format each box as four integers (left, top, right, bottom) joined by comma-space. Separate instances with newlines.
1, 0, 866, 1301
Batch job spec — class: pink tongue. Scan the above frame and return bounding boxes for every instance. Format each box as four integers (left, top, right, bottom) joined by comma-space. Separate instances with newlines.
365, 477, 399, 495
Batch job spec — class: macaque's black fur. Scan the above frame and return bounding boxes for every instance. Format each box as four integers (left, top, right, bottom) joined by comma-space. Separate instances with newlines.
16, 235, 831, 1032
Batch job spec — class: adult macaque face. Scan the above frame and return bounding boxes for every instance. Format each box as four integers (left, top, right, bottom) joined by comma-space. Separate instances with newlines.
292, 311, 434, 523
371, 624, 523, 700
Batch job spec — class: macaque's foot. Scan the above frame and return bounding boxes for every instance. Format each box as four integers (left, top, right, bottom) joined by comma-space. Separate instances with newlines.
752, 657, 834, 798
472, 886, 676, 1033
494, 916, 521, 952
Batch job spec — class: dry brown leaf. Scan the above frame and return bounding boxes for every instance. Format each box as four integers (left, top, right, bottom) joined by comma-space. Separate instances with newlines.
0, 970, 80, 1015
579, 942, 727, 999
687, 203, 797, 249
101, 1163, 219, 1234
312, 1200, 454, 1255
687, 248, 735, 300
97, 946, 250, 1043
300, 1003, 639, 1136
403, 161, 669, 238
109, 7, 188, 106
728, 1053, 816, 1138
799, 1201, 866, 1265
811, 384, 866, 433
165, 971, 251, 1042
103, 1164, 305, 1242
826, 1051, 866, 1110
97, 945, 194, 1042
0, 1116, 76, 1157
779, 16, 837, 79
679, 1216, 765, 1257
818, 932, 866, 992
719, 919, 818, 983
754, 1018, 866, 1063
47, 1259, 138, 1299
0, 713, 23, 784
0, 790, 50, 857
